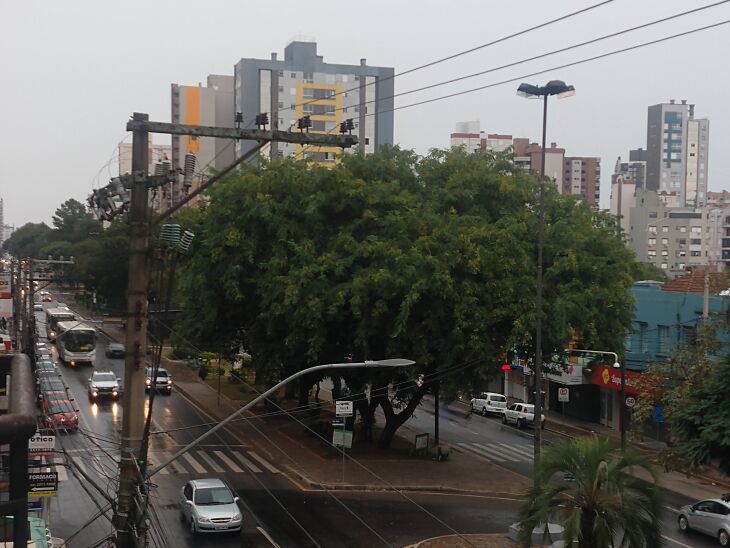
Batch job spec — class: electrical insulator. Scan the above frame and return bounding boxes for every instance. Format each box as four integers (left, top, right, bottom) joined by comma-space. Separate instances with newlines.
177, 230, 195, 253
154, 162, 165, 177
297, 116, 312, 131
183, 153, 196, 187
255, 113, 269, 129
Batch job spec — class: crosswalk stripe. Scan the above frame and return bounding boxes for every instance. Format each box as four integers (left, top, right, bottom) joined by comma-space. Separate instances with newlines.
166, 454, 187, 475
197, 451, 224, 473
249, 451, 279, 474
71, 456, 88, 476
214, 451, 243, 473
472, 443, 522, 462
55, 464, 68, 482
182, 452, 206, 474
501, 443, 534, 459
458, 442, 500, 461
231, 451, 262, 474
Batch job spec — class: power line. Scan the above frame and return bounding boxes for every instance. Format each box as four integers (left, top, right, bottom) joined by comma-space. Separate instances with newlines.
326, 0, 730, 118
366, 19, 730, 117
280, 0, 616, 116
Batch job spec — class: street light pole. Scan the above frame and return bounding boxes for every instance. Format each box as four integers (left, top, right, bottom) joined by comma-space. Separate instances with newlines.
517, 80, 575, 464
146, 358, 414, 478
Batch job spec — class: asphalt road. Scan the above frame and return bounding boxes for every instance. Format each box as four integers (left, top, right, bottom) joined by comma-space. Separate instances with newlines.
38, 296, 718, 547
402, 396, 718, 548
41, 300, 524, 548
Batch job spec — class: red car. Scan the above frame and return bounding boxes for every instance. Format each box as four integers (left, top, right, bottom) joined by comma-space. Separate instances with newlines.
40, 394, 78, 431
42, 294, 52, 302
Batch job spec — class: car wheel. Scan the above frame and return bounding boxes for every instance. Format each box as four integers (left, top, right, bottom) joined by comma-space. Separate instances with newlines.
517, 418, 524, 429
677, 515, 689, 532
481, 407, 488, 417
720, 530, 729, 546
190, 518, 197, 535
501, 414, 507, 424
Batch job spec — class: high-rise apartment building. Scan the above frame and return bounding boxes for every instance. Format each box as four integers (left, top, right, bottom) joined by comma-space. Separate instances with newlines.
170, 75, 235, 209
449, 123, 600, 206
628, 189, 711, 276
234, 40, 394, 163
646, 100, 709, 207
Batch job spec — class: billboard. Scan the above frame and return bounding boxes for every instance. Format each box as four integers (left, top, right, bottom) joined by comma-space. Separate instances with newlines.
0, 273, 10, 318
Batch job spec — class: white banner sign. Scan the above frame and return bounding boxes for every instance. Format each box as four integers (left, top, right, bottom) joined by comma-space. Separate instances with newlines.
29, 435, 55, 454
335, 401, 353, 417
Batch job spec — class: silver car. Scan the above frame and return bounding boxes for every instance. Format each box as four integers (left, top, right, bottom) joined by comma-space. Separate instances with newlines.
678, 497, 730, 546
179, 478, 242, 534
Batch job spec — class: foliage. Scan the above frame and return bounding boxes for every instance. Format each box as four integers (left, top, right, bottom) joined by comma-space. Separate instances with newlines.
630, 261, 667, 282
174, 147, 637, 446
518, 438, 662, 548
51, 198, 99, 243
1, 222, 52, 258
632, 323, 730, 472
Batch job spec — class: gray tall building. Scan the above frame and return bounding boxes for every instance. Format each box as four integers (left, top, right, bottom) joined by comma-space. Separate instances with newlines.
234, 40, 394, 162
646, 100, 709, 207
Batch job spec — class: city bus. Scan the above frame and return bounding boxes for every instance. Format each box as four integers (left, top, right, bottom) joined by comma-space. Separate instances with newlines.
45, 308, 75, 340
56, 321, 96, 366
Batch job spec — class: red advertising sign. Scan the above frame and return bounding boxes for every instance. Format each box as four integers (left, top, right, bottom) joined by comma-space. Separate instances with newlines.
591, 365, 641, 396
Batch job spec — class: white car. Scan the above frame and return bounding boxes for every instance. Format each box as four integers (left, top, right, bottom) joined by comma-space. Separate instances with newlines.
88, 371, 121, 401
470, 392, 507, 416
502, 402, 545, 429
180, 478, 242, 534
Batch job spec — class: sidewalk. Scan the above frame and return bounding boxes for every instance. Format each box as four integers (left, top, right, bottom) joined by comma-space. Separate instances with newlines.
69, 295, 730, 502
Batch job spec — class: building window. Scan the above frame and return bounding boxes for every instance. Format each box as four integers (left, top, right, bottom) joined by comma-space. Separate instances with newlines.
278, 86, 284, 93
658, 325, 671, 354
648, 250, 657, 258
661, 250, 669, 257
661, 263, 668, 269
648, 237, 656, 245
662, 226, 669, 232
649, 211, 658, 218
648, 226, 657, 233
691, 251, 702, 257
678, 263, 685, 269
691, 226, 702, 234
690, 238, 702, 245
291, 72, 296, 78
661, 238, 668, 245
679, 226, 687, 232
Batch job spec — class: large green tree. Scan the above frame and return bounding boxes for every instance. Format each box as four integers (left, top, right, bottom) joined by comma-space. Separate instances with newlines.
1, 222, 52, 258
518, 438, 662, 548
51, 198, 99, 244
174, 147, 636, 447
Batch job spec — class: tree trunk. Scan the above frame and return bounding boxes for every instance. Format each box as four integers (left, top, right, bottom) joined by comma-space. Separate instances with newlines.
355, 386, 378, 442
377, 382, 429, 448
298, 374, 310, 407
578, 512, 595, 548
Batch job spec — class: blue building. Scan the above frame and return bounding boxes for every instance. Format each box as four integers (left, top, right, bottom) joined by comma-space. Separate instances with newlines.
625, 278, 729, 372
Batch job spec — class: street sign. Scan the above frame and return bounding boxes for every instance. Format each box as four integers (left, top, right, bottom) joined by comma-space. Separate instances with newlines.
625, 396, 636, 408
28, 472, 57, 497
415, 433, 429, 451
652, 404, 665, 424
335, 401, 353, 417
29, 435, 55, 456
558, 387, 569, 402
27, 500, 42, 512
332, 428, 353, 449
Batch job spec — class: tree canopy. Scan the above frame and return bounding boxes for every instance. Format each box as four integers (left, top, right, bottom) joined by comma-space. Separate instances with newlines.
2, 222, 52, 258
173, 147, 637, 446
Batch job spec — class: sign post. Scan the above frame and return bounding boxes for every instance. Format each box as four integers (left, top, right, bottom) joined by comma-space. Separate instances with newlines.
334, 401, 354, 483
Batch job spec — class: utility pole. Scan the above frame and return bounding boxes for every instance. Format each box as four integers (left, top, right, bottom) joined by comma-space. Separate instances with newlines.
110, 113, 358, 548
114, 113, 151, 547
703, 266, 710, 320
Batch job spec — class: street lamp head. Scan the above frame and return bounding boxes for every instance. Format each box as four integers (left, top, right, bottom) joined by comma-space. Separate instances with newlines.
613, 362, 621, 369
517, 80, 575, 98
367, 358, 416, 367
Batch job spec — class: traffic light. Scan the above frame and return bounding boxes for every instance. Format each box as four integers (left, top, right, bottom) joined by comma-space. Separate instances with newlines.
255, 113, 269, 129
339, 119, 355, 134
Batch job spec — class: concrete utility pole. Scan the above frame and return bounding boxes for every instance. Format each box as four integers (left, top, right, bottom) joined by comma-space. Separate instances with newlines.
114, 113, 151, 547
112, 113, 358, 548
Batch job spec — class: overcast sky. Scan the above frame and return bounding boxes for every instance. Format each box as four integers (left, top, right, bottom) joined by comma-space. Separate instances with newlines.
1, 0, 728, 227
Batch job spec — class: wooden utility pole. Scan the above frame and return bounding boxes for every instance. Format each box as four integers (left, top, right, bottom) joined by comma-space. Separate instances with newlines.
111, 113, 358, 547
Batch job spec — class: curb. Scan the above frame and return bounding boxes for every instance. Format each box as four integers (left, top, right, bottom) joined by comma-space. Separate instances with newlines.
282, 464, 523, 498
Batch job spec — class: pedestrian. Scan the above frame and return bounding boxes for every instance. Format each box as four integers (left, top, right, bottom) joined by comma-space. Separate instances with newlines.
198, 362, 208, 381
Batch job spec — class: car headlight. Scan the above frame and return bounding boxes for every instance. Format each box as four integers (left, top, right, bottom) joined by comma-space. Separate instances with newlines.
112, 391, 118, 397
145, 379, 151, 385
72, 415, 78, 421
197, 516, 211, 523
167, 380, 172, 385
92, 391, 98, 397
232, 512, 241, 521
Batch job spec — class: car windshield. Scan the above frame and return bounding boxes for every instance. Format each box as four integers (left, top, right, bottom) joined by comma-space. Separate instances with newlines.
156, 370, 168, 378
491, 395, 507, 402
524, 405, 534, 412
48, 401, 74, 414
109, 343, 123, 350
93, 373, 116, 382
194, 486, 234, 505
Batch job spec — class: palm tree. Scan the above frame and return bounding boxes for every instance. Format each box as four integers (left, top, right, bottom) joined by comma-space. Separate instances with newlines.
517, 437, 662, 547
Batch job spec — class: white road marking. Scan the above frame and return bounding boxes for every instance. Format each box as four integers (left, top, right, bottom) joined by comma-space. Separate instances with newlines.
182, 452, 206, 474
249, 451, 280, 474
168, 455, 187, 475
458, 443, 508, 462
71, 456, 88, 476
500, 443, 534, 459
214, 450, 243, 473
197, 450, 224, 473
661, 534, 694, 547
473, 443, 522, 462
231, 451, 262, 473
55, 464, 68, 482
257, 526, 281, 548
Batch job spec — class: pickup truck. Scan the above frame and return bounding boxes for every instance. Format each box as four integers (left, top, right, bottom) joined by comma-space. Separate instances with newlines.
502, 402, 545, 429
470, 392, 508, 416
